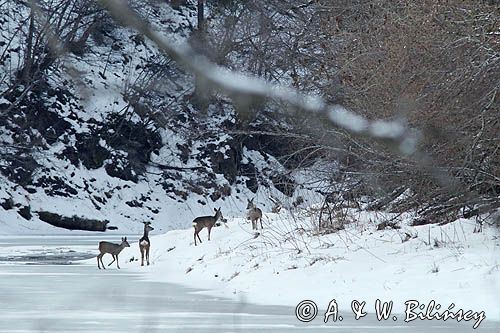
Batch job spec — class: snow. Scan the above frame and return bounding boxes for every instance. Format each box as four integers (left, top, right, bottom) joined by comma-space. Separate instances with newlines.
1, 1, 499, 328
73, 208, 500, 325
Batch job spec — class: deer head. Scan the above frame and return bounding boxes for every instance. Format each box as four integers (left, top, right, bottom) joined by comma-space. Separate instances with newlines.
143, 221, 154, 233
246, 198, 255, 209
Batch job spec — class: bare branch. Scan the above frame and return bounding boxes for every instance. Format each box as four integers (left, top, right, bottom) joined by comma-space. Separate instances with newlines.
97, 0, 418, 154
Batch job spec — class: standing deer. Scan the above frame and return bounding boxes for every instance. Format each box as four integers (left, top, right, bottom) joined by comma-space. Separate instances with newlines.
193, 207, 225, 246
247, 198, 263, 230
97, 237, 130, 269
139, 222, 154, 266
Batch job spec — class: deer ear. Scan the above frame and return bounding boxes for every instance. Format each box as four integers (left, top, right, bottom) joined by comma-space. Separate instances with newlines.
124, 237, 127, 241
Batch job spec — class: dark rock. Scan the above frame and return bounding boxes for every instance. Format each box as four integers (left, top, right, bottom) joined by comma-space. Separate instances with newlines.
105, 155, 138, 183
35, 110, 71, 145
75, 133, 110, 169
33, 175, 78, 197
0, 154, 39, 187
103, 113, 162, 175
93, 195, 106, 204
162, 182, 174, 191
57, 146, 80, 166
25, 187, 37, 194
74, 113, 163, 180
209, 145, 241, 184
18, 206, 32, 220
9, 85, 72, 145
241, 162, 259, 193
125, 200, 143, 208
0, 198, 14, 210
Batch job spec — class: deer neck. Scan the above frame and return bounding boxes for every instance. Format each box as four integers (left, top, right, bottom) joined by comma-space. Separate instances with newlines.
142, 226, 150, 239
117, 243, 126, 252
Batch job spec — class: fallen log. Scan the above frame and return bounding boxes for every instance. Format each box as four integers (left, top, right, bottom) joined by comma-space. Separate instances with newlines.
37, 211, 113, 231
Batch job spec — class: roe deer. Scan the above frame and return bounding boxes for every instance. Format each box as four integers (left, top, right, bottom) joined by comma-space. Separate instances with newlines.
269, 195, 282, 213
247, 198, 263, 230
139, 222, 154, 266
97, 237, 130, 269
192, 207, 225, 246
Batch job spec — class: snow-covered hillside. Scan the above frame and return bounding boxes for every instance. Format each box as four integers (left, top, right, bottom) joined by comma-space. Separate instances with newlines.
0, 0, 319, 233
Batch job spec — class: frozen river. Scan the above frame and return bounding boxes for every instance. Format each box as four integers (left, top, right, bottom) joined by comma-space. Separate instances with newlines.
0, 235, 497, 332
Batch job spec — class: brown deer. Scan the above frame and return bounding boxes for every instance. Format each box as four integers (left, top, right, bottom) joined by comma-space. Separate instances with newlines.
247, 198, 263, 230
139, 222, 154, 266
97, 237, 130, 269
192, 207, 225, 246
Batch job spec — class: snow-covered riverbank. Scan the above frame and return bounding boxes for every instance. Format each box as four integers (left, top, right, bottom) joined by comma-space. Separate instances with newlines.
105, 209, 500, 324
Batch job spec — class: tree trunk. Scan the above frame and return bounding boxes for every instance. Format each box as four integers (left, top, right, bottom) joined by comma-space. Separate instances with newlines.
197, 0, 204, 31
22, 11, 35, 83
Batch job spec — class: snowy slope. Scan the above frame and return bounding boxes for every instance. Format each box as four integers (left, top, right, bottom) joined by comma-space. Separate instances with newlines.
0, 0, 319, 234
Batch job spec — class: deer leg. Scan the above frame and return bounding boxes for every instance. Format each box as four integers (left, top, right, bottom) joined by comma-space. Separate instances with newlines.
116, 255, 120, 269
97, 254, 101, 269
140, 246, 145, 266
207, 226, 212, 241
99, 253, 106, 269
194, 230, 202, 246
146, 245, 150, 265
108, 254, 116, 267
